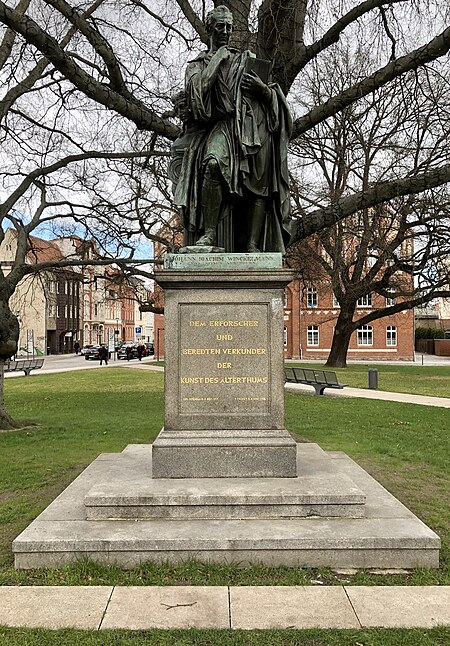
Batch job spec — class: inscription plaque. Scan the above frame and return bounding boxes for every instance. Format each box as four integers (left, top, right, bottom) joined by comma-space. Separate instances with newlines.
178, 303, 269, 416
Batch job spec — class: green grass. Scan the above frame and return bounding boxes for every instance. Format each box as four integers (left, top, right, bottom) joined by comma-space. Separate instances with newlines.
0, 627, 449, 646
0, 369, 449, 589
288, 362, 450, 397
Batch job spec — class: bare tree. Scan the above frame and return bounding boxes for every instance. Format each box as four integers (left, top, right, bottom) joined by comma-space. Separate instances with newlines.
0, 0, 450, 426
287, 47, 450, 366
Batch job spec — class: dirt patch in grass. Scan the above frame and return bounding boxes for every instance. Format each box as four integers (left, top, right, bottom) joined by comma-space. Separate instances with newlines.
0, 492, 17, 504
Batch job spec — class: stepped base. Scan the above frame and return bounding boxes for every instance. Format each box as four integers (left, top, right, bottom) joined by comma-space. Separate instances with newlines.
12, 444, 440, 570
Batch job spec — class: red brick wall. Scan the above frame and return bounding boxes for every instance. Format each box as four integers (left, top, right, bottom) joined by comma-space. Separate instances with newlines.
284, 280, 414, 361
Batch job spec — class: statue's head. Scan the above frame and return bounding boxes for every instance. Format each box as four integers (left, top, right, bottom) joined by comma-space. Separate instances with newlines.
205, 5, 233, 50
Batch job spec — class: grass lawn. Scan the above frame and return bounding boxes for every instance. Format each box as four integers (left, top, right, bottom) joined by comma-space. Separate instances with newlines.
0, 368, 448, 589
1, 368, 449, 643
0, 627, 449, 646
286, 362, 450, 397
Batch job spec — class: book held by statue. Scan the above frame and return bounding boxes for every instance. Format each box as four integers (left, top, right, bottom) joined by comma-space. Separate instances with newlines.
244, 57, 272, 84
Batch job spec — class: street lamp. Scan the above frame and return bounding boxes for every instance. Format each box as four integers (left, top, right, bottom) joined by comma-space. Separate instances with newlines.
115, 317, 119, 361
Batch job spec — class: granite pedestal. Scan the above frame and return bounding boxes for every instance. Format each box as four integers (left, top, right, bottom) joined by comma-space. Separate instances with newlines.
153, 253, 297, 478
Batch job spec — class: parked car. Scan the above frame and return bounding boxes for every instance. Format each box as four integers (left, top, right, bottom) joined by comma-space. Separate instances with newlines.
84, 345, 111, 360
144, 342, 154, 356
117, 343, 138, 360
80, 344, 95, 356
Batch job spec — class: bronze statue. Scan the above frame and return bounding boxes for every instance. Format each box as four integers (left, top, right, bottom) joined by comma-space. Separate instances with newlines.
170, 5, 292, 253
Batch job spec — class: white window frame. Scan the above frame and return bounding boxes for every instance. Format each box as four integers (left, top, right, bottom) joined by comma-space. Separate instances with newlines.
386, 325, 397, 346
357, 294, 372, 307
332, 293, 340, 308
386, 292, 396, 307
357, 325, 373, 346
283, 327, 288, 347
306, 287, 318, 308
307, 325, 319, 346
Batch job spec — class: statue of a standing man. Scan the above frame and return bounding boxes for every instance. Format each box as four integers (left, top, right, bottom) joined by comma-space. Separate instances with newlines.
172, 5, 292, 253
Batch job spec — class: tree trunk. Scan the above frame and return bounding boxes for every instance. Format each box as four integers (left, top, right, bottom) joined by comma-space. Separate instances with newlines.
0, 297, 20, 430
0, 359, 19, 430
324, 309, 356, 368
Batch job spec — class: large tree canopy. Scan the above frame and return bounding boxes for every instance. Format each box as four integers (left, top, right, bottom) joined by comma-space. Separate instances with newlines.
1, 0, 449, 241
1, 0, 450, 426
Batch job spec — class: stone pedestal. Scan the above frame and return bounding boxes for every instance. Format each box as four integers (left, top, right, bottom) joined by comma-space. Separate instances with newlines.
153, 253, 296, 478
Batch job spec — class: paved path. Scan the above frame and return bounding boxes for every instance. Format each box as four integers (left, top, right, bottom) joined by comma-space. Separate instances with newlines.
284, 382, 450, 408
0, 585, 448, 630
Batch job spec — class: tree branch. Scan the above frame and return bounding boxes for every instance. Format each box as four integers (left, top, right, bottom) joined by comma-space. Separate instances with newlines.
289, 162, 450, 245
0, 1, 180, 137
292, 26, 450, 138
174, 0, 207, 43
294, 0, 406, 71
0, 149, 169, 221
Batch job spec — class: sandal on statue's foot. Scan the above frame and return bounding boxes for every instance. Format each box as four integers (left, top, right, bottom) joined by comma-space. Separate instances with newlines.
195, 230, 217, 246
247, 243, 261, 253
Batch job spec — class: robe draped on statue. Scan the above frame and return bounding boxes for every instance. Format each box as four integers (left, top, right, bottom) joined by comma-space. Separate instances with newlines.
172, 47, 292, 253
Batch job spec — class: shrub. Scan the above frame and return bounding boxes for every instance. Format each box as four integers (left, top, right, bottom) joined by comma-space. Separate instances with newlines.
415, 326, 445, 339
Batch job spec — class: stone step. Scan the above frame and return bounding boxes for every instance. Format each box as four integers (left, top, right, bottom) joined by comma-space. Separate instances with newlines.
84, 471, 366, 520
12, 445, 440, 570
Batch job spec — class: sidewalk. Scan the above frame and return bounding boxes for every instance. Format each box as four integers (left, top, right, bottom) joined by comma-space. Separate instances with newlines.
284, 382, 450, 408
0, 585, 448, 630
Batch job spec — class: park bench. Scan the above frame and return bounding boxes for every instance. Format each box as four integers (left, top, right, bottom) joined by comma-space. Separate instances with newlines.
4, 358, 44, 377
284, 366, 348, 396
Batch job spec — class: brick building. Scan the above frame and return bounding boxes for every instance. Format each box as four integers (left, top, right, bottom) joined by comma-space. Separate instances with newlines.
283, 280, 414, 361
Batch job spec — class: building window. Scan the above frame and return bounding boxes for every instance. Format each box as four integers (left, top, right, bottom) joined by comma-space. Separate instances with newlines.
57, 305, 62, 317
283, 327, 288, 347
357, 325, 373, 345
332, 293, 340, 308
307, 325, 319, 346
57, 282, 61, 294
48, 304, 56, 317
94, 303, 98, 316
357, 294, 372, 307
386, 326, 397, 346
386, 292, 396, 307
283, 289, 288, 308
49, 281, 55, 293
306, 287, 318, 308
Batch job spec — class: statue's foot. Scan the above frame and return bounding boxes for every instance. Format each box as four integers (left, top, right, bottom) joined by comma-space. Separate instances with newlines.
195, 229, 217, 246
247, 243, 261, 253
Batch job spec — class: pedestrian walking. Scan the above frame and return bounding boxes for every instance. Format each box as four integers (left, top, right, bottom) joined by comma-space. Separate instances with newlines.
126, 345, 132, 361
137, 343, 143, 361
74, 341, 80, 355
99, 345, 109, 366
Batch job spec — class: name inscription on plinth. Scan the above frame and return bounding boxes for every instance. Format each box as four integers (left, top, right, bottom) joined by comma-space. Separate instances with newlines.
178, 303, 269, 416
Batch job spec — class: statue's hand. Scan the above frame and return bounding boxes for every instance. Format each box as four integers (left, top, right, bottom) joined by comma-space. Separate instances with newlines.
241, 71, 271, 102
211, 46, 230, 65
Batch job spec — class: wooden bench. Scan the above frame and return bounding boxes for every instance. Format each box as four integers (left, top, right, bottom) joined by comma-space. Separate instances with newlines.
5, 358, 44, 376
285, 367, 348, 395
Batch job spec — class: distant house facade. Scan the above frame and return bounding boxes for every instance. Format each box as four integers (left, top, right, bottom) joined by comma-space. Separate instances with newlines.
0, 229, 152, 355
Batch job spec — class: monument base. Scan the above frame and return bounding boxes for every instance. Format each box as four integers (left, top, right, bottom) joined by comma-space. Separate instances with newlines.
12, 444, 440, 570
152, 428, 297, 478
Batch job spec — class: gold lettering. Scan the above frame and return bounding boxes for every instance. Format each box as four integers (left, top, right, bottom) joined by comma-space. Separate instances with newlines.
216, 334, 233, 341
189, 320, 206, 327
182, 348, 221, 355
217, 362, 232, 369
222, 348, 266, 355
209, 320, 258, 327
